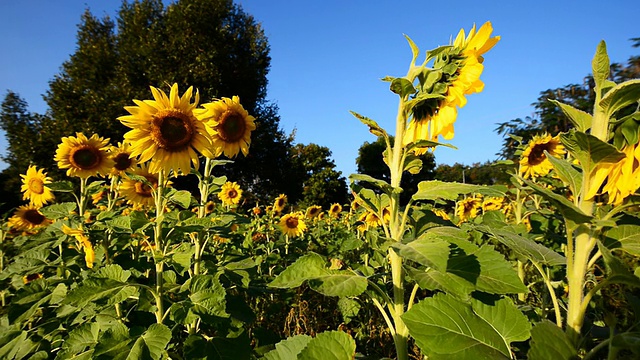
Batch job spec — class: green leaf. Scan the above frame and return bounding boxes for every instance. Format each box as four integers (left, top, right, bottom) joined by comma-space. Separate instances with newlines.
263, 335, 312, 360
350, 111, 388, 139
94, 322, 131, 358
183, 333, 251, 360
479, 226, 566, 266
544, 151, 583, 195
597, 240, 640, 288
391, 238, 450, 271
63, 265, 132, 307
600, 79, 640, 118
404, 34, 420, 65
298, 330, 356, 360
560, 131, 624, 176
611, 332, 640, 356
40, 202, 77, 219
413, 181, 506, 201
188, 275, 228, 318
309, 273, 368, 297
604, 225, 640, 257
406, 266, 474, 300
126, 324, 172, 360
390, 77, 416, 98
57, 322, 100, 359
471, 297, 532, 344
549, 99, 593, 132
337, 298, 361, 324
48, 180, 75, 193
402, 293, 512, 359
522, 178, 592, 224
269, 253, 330, 289
169, 190, 193, 209
591, 40, 610, 94
527, 320, 578, 360
349, 173, 394, 194
106, 215, 131, 232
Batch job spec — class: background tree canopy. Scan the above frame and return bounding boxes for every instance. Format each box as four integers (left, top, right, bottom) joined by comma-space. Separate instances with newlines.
0, 0, 348, 213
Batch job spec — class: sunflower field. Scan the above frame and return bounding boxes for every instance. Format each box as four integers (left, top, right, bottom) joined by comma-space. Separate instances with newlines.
2, 21, 640, 360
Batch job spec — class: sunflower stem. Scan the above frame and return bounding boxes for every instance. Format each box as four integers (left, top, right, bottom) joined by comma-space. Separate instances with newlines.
153, 169, 166, 324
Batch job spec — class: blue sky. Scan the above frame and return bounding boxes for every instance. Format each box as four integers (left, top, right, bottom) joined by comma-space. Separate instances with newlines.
1, 0, 638, 178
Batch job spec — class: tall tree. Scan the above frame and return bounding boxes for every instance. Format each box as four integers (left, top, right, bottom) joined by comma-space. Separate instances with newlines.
1, 0, 303, 208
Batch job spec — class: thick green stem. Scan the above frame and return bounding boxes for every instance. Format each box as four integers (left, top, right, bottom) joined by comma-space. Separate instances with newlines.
153, 170, 166, 324
389, 249, 408, 360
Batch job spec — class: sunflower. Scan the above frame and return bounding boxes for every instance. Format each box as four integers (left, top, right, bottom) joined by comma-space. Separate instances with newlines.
118, 84, 213, 175
109, 142, 137, 176
61, 225, 94, 268
119, 165, 162, 208
432, 208, 450, 221
8, 205, 51, 231
482, 197, 505, 212
356, 211, 382, 232
196, 96, 256, 158
20, 165, 55, 207
329, 203, 343, 217
278, 212, 307, 237
218, 181, 243, 206
519, 134, 566, 179
273, 194, 287, 214
55, 133, 113, 178
597, 143, 640, 205
204, 201, 216, 215
305, 205, 322, 219
456, 196, 482, 223
23, 273, 44, 284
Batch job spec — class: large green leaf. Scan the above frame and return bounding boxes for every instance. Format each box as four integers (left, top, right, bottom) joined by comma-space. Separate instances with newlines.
604, 225, 640, 257
560, 131, 624, 176
471, 297, 531, 344
544, 152, 583, 196
40, 202, 77, 219
479, 226, 566, 266
309, 273, 368, 297
522, 178, 592, 224
390, 77, 416, 98
269, 253, 330, 289
403, 293, 517, 359
406, 266, 475, 300
600, 79, 640, 118
597, 240, 640, 288
125, 324, 172, 360
591, 40, 610, 94
549, 99, 592, 132
56, 322, 100, 360
391, 238, 450, 271
413, 181, 506, 201
298, 331, 356, 360
188, 275, 228, 318
527, 320, 578, 360
263, 335, 312, 360
349, 173, 395, 194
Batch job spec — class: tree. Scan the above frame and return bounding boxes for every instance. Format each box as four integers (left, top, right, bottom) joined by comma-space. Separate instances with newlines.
433, 161, 511, 185
1, 0, 305, 208
356, 136, 436, 203
495, 39, 640, 159
289, 143, 349, 208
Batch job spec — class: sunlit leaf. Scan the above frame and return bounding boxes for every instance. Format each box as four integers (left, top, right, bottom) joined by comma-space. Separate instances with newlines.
527, 320, 577, 360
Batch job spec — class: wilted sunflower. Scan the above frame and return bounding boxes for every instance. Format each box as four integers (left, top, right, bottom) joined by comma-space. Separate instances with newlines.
456, 196, 482, 223
273, 194, 287, 214
519, 134, 566, 179
8, 204, 51, 230
119, 165, 163, 208
20, 165, 55, 207
329, 203, 343, 217
305, 205, 322, 219
196, 96, 257, 158
61, 225, 95, 268
118, 84, 213, 175
55, 133, 114, 178
109, 142, 137, 176
278, 212, 307, 237
218, 181, 243, 206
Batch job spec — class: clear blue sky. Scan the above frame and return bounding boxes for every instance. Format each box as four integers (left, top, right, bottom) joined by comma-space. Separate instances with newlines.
1, 0, 638, 178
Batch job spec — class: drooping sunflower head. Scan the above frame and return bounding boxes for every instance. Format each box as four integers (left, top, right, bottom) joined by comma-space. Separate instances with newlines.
432, 208, 450, 221
482, 197, 505, 212
273, 194, 287, 214
456, 196, 482, 223
55, 133, 114, 178
62, 225, 94, 268
196, 96, 257, 158
8, 204, 51, 231
218, 181, 243, 206
519, 134, 566, 179
119, 164, 164, 208
118, 84, 214, 175
305, 205, 322, 219
109, 142, 137, 176
20, 165, 55, 207
329, 203, 343, 217
278, 212, 307, 237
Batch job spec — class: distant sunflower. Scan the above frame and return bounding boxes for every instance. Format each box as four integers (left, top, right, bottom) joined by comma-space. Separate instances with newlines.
519, 134, 566, 179
55, 133, 113, 178
109, 142, 137, 176
329, 203, 343, 217
8, 204, 51, 230
482, 197, 505, 212
273, 194, 287, 214
305, 205, 322, 219
22, 273, 44, 284
218, 181, 243, 206
204, 201, 216, 215
196, 96, 256, 158
278, 212, 307, 237
20, 165, 54, 207
119, 165, 162, 208
456, 196, 482, 223
118, 84, 213, 175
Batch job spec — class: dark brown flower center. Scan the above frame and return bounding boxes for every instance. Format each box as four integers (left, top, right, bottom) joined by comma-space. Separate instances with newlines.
276, 198, 285, 208
24, 209, 45, 225
528, 142, 554, 166
217, 111, 246, 142
308, 207, 320, 217
134, 175, 157, 197
70, 146, 101, 169
113, 153, 133, 171
151, 110, 195, 151
28, 178, 45, 194
227, 189, 238, 199
285, 216, 299, 229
